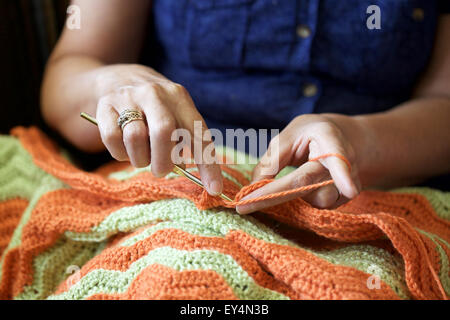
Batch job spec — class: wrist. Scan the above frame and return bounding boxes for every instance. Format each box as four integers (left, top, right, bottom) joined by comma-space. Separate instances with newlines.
321, 113, 378, 187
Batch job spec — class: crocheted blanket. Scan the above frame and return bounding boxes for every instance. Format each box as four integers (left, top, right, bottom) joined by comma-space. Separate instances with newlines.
0, 127, 449, 300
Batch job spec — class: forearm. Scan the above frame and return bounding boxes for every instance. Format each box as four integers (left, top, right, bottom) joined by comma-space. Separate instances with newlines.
325, 98, 450, 189
41, 54, 106, 151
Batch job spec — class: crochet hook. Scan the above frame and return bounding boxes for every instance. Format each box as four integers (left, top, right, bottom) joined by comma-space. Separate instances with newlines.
80, 112, 233, 202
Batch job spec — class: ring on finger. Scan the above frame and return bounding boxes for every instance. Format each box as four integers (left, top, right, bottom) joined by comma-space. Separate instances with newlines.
117, 109, 144, 131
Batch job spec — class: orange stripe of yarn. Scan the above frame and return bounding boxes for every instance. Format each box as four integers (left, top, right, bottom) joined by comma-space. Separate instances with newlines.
0, 189, 128, 297
0, 198, 28, 256
227, 230, 400, 299
86, 265, 238, 300
55, 228, 299, 299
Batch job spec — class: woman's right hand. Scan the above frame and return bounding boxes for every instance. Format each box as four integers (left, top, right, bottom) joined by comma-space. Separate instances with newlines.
40, 2, 223, 194
93, 64, 224, 195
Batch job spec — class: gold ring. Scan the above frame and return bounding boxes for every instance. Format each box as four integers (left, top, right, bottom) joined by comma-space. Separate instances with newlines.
117, 109, 144, 131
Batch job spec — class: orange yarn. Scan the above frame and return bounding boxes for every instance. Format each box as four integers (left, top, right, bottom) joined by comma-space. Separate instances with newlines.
87, 265, 239, 300
54, 228, 301, 299
0, 198, 28, 256
4, 127, 450, 300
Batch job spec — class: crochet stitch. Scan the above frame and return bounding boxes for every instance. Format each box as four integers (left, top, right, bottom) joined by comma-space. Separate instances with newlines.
0, 127, 449, 300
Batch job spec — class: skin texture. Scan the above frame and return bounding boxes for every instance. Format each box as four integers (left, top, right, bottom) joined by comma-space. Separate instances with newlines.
41, 1, 450, 212
41, 0, 223, 195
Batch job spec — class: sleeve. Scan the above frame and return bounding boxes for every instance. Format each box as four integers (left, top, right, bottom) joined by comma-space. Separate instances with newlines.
438, 0, 450, 13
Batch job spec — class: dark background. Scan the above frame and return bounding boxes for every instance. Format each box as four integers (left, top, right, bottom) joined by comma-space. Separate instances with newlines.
0, 0, 69, 134
0, 0, 112, 169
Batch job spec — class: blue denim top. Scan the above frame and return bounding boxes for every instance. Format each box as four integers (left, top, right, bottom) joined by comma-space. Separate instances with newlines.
144, 0, 449, 134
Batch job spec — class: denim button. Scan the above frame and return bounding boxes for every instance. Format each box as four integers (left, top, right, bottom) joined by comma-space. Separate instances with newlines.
296, 25, 311, 39
303, 84, 318, 97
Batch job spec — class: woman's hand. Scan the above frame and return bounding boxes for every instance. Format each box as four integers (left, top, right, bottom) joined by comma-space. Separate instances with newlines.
40, 1, 222, 196
236, 114, 365, 214
93, 64, 223, 195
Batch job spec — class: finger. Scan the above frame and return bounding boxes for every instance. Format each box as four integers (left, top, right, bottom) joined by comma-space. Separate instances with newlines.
302, 184, 339, 209
140, 90, 177, 177
236, 161, 327, 214
174, 91, 223, 195
252, 132, 308, 182
329, 165, 362, 209
324, 156, 358, 199
312, 134, 359, 199
121, 118, 151, 168
96, 98, 128, 161
112, 91, 151, 168
148, 114, 176, 177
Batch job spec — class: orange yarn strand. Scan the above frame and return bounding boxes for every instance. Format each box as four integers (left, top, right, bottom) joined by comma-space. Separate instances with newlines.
229, 153, 350, 206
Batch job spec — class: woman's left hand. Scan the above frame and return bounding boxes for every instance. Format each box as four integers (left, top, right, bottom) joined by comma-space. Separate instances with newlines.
236, 114, 364, 214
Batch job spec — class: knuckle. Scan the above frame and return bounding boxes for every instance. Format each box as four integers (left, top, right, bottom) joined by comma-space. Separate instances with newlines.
140, 83, 165, 102
162, 82, 190, 101
267, 138, 281, 153
292, 114, 316, 125
346, 146, 356, 164
293, 114, 308, 123
312, 121, 337, 135
137, 83, 160, 99
171, 83, 188, 96
98, 95, 114, 107
291, 171, 315, 188
116, 86, 134, 98
144, 82, 161, 93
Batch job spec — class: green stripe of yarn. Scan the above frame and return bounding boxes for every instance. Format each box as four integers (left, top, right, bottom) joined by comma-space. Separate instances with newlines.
119, 221, 222, 247
48, 247, 289, 300
393, 187, 450, 220
0, 136, 66, 286
316, 245, 410, 299
15, 238, 106, 300
417, 230, 450, 295
65, 199, 293, 247
0, 180, 67, 287
0, 136, 63, 201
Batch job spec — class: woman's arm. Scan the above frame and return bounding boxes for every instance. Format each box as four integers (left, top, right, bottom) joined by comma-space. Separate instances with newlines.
41, 0, 151, 152
237, 15, 450, 214
326, 98, 450, 189
41, 0, 224, 195
348, 14, 450, 188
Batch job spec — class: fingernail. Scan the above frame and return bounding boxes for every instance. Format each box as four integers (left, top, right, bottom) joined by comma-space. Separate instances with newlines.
152, 169, 170, 178
208, 180, 223, 196
348, 184, 359, 199
152, 170, 164, 178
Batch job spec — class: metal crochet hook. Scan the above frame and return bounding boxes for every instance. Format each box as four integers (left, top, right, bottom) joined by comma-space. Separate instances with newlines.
80, 112, 232, 202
